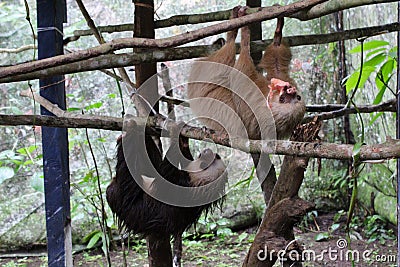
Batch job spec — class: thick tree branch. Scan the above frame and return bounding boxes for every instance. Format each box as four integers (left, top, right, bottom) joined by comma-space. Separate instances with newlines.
0, 0, 328, 80
293, 0, 398, 20
69, 0, 397, 38
0, 113, 399, 160
2, 22, 398, 83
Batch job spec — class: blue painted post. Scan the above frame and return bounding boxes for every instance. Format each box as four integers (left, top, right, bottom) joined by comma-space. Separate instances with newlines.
37, 1, 72, 266
397, 2, 400, 265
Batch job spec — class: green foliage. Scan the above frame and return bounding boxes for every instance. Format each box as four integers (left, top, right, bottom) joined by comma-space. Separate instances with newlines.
349, 40, 390, 54
314, 210, 344, 242
345, 40, 397, 105
363, 215, 395, 244
0, 144, 41, 189
194, 216, 234, 239
84, 230, 103, 249
348, 214, 395, 244
233, 167, 255, 189
298, 210, 318, 231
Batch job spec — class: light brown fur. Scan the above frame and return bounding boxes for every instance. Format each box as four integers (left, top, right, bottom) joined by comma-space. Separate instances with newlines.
259, 40, 294, 86
188, 10, 305, 140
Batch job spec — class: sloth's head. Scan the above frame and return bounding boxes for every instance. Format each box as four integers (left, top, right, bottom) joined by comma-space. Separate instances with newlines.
267, 78, 303, 107
187, 148, 226, 187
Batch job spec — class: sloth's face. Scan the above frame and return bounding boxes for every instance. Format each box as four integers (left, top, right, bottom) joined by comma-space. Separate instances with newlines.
187, 148, 226, 187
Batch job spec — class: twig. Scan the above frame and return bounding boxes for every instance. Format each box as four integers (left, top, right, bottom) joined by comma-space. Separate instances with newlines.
159, 63, 176, 120
75, 0, 131, 117
0, 45, 36, 53
303, 99, 396, 123
20, 89, 64, 116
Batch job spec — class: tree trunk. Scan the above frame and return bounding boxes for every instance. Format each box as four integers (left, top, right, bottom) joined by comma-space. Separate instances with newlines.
134, 1, 170, 266
243, 120, 321, 266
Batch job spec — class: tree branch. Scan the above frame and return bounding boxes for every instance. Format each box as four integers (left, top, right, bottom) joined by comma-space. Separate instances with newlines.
2, 22, 398, 83
0, 45, 36, 53
0, 0, 328, 80
69, 0, 397, 38
303, 98, 397, 123
0, 113, 399, 160
293, 0, 398, 20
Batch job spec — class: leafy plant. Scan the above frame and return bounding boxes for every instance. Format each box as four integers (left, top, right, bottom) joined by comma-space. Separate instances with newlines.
299, 210, 318, 231
363, 214, 395, 244
315, 222, 341, 242
346, 40, 397, 125
0, 144, 41, 187
314, 210, 345, 242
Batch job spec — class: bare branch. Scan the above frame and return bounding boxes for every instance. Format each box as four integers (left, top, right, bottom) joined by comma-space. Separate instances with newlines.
69, 0, 397, 38
293, 0, 398, 20
2, 22, 399, 83
303, 98, 397, 123
0, 113, 399, 160
0, 45, 36, 53
20, 89, 65, 116
0, 0, 326, 80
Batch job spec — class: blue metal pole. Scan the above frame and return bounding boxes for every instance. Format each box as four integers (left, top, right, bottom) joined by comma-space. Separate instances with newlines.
36, 1, 72, 266
397, 2, 400, 265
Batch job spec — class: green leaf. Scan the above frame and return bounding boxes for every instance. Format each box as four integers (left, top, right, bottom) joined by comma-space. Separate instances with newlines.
349, 40, 389, 54
85, 102, 103, 111
238, 232, 248, 243
374, 59, 395, 104
200, 233, 214, 239
330, 223, 340, 232
333, 210, 345, 222
67, 107, 81, 112
87, 231, 102, 249
107, 93, 116, 99
17, 145, 37, 155
0, 166, 15, 184
363, 53, 386, 68
380, 58, 395, 80
315, 232, 330, 242
345, 66, 375, 93
373, 87, 386, 105
216, 227, 233, 237
366, 47, 387, 59
23, 159, 33, 166
369, 112, 383, 126
352, 142, 363, 158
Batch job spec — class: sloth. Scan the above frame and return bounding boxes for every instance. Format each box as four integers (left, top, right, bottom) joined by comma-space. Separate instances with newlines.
187, 6, 305, 140
106, 130, 227, 238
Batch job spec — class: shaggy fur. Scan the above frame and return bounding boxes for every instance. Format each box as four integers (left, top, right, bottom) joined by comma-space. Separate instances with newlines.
106, 131, 226, 238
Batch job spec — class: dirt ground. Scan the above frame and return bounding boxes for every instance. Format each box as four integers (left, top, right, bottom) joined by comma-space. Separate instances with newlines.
0, 214, 397, 267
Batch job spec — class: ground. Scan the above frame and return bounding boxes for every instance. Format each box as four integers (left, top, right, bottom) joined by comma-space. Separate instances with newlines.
0, 214, 397, 267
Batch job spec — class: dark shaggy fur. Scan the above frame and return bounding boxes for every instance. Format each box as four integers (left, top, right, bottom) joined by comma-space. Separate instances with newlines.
106, 130, 226, 238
